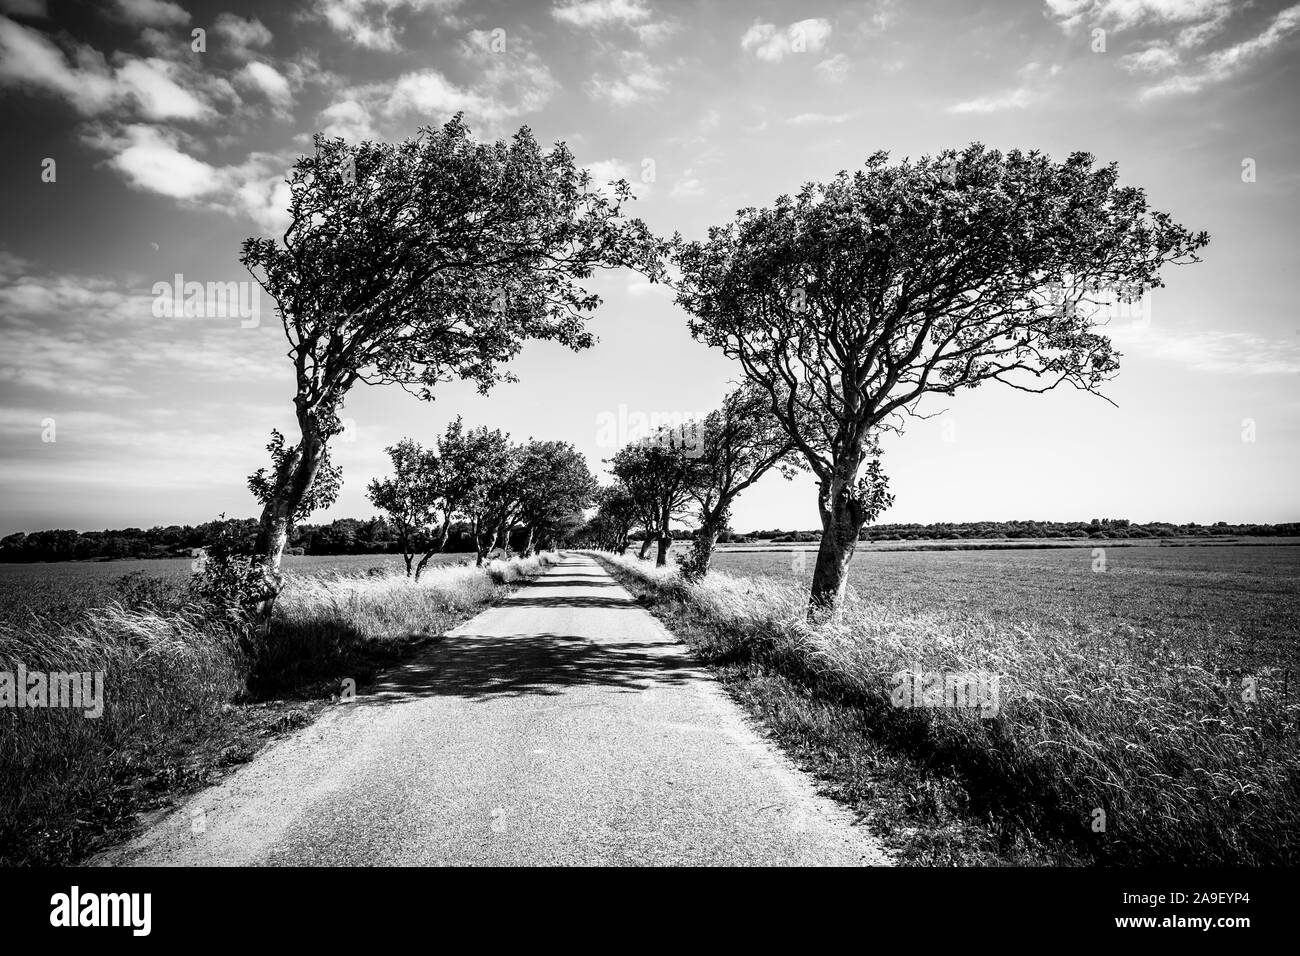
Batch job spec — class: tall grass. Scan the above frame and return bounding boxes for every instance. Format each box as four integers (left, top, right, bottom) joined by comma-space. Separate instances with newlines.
0, 552, 558, 864
598, 553, 1300, 864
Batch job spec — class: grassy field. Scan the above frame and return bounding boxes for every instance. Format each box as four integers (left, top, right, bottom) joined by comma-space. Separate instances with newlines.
0, 552, 475, 629
599, 542, 1300, 865
711, 543, 1300, 674
0, 552, 553, 865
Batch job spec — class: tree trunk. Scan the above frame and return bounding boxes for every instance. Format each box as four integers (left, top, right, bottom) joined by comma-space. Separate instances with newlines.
522, 525, 535, 557
683, 507, 725, 580
251, 427, 327, 633
413, 515, 450, 582
808, 474, 866, 621
638, 535, 653, 560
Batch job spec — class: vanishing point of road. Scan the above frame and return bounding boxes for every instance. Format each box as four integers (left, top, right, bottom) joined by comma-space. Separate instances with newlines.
97, 554, 891, 866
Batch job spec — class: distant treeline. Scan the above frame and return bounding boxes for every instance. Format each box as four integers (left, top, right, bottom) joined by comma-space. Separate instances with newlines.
745, 518, 1300, 543
3, 516, 1297, 563
0, 517, 517, 564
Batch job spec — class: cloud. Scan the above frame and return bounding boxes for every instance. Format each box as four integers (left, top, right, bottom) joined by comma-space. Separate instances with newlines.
236, 61, 293, 112
94, 124, 220, 199
947, 62, 1059, 113
310, 0, 462, 51
114, 0, 190, 27
670, 170, 704, 198
1109, 324, 1300, 375
1139, 4, 1300, 98
814, 52, 852, 83
0, 15, 117, 112
741, 18, 832, 62
585, 50, 667, 104
786, 111, 854, 125
319, 98, 378, 140
1119, 44, 1180, 72
551, 0, 649, 28
1044, 0, 1228, 31
212, 13, 273, 57
116, 56, 214, 120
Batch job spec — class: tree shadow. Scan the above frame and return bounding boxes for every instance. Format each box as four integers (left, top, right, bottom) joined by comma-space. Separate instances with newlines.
358, 631, 700, 705
510, 577, 621, 589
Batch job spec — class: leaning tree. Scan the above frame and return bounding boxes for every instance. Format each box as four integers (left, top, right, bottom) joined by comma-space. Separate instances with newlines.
239, 115, 665, 625
679, 382, 803, 580
610, 427, 697, 566
674, 145, 1207, 614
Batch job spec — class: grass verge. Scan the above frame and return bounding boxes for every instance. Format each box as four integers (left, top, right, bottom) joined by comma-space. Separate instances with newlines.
0, 552, 560, 865
592, 552, 1299, 866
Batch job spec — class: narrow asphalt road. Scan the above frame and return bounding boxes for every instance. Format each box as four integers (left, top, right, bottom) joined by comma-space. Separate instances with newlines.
96, 554, 891, 866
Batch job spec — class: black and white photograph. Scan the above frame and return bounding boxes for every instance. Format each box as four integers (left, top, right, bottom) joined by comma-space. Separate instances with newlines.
0, 0, 1294, 937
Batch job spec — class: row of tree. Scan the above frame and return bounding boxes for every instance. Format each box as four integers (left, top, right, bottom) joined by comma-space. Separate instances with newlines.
365, 417, 595, 578
227, 116, 1206, 627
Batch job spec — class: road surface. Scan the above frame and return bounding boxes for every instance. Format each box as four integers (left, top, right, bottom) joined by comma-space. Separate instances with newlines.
96, 554, 890, 866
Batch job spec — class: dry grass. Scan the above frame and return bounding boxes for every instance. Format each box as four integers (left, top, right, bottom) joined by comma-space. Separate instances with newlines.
598, 553, 1300, 865
0, 552, 559, 865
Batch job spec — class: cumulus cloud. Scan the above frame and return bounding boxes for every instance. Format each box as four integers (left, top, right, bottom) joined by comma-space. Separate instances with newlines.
236, 61, 293, 112
741, 18, 832, 62
212, 13, 273, 57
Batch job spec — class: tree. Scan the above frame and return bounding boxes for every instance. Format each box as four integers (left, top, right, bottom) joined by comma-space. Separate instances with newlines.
610, 428, 696, 566
674, 145, 1207, 614
366, 438, 444, 580
438, 422, 516, 567
238, 115, 666, 627
517, 440, 597, 554
679, 383, 802, 580
589, 483, 638, 553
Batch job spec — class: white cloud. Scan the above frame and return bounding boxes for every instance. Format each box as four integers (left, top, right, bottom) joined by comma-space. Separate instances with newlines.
948, 62, 1059, 113
1139, 4, 1300, 98
236, 61, 293, 111
670, 170, 704, 198
586, 50, 667, 104
311, 0, 463, 51
114, 0, 190, 27
116, 57, 213, 120
551, 0, 650, 27
97, 124, 220, 200
1109, 325, 1300, 375
319, 98, 378, 141
741, 18, 832, 62
786, 111, 854, 125
1044, 0, 1228, 31
814, 52, 852, 83
0, 16, 116, 112
1119, 44, 1180, 72
212, 13, 273, 57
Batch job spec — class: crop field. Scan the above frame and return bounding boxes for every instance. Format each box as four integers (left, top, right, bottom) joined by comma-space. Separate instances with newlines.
0, 553, 475, 629
710, 541, 1300, 673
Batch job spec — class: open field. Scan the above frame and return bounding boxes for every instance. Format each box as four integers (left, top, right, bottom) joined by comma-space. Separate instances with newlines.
598, 551, 1300, 864
0, 553, 557, 865
710, 542, 1300, 674
0, 552, 475, 629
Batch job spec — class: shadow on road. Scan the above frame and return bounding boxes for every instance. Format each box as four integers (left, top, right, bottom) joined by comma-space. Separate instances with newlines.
360, 632, 698, 704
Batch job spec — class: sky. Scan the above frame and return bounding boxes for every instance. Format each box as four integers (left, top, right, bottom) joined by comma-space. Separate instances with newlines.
0, 0, 1297, 536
